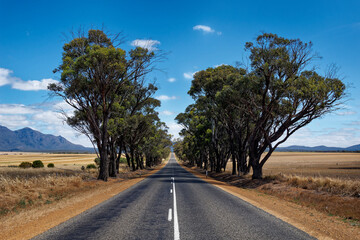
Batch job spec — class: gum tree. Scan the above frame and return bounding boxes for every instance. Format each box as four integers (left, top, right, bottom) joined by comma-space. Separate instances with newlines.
49, 29, 157, 181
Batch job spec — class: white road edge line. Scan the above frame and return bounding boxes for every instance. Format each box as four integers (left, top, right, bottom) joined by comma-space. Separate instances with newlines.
168, 208, 173, 221
173, 177, 180, 240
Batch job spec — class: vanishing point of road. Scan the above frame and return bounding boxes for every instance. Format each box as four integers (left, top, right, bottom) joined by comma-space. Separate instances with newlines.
33, 153, 314, 240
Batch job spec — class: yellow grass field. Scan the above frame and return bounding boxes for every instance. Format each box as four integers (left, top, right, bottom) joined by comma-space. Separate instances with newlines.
0, 152, 97, 169
226, 152, 360, 179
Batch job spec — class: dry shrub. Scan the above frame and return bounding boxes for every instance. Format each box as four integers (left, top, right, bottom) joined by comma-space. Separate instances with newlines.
284, 175, 360, 198
0, 168, 94, 217
259, 182, 360, 221
257, 174, 360, 221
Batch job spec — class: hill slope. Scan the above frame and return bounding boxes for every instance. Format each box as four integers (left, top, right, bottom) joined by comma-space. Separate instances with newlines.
277, 144, 360, 152
0, 125, 93, 152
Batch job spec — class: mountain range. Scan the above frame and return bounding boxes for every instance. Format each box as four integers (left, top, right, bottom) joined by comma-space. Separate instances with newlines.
276, 144, 360, 152
0, 125, 94, 153
0, 125, 359, 153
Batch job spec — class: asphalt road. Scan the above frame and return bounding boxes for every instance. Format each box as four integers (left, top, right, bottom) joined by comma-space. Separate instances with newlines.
33, 153, 315, 240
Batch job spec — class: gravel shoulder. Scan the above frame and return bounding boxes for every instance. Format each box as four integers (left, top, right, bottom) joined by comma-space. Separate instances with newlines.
0, 164, 166, 240
181, 164, 360, 240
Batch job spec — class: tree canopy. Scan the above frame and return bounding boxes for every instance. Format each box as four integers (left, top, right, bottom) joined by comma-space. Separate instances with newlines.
49, 29, 171, 181
175, 33, 345, 179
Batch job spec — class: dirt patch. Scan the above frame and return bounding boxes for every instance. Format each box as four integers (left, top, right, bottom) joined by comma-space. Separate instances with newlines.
181, 163, 360, 240
0, 163, 166, 240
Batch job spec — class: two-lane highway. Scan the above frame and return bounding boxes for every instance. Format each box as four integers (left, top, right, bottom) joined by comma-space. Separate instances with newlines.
33, 153, 314, 240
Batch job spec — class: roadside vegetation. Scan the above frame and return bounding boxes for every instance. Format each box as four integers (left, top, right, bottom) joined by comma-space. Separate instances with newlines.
48, 29, 172, 181
0, 168, 92, 217
174, 33, 345, 179
0, 154, 168, 219
183, 162, 360, 223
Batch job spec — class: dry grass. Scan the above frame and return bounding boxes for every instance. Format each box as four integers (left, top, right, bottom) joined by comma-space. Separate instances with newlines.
226, 152, 360, 179
0, 157, 159, 219
193, 152, 360, 222
0, 168, 97, 217
0, 152, 97, 168
281, 174, 360, 198
259, 175, 360, 222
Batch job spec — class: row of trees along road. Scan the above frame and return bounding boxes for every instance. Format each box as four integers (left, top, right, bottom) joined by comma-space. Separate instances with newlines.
174, 33, 346, 179
49, 29, 172, 181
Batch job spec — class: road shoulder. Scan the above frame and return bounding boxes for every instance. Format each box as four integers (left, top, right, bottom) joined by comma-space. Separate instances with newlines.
1, 163, 167, 240
179, 163, 360, 240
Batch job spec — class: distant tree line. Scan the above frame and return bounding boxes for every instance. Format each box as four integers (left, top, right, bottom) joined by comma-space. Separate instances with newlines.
174, 33, 345, 179
49, 29, 172, 181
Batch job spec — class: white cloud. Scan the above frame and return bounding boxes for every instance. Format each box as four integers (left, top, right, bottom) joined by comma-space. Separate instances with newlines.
168, 78, 176, 83
0, 104, 37, 115
0, 68, 13, 86
0, 102, 92, 147
335, 111, 357, 116
193, 25, 222, 35
32, 111, 64, 124
184, 71, 198, 80
281, 127, 360, 148
0, 67, 58, 91
53, 101, 77, 112
350, 121, 360, 126
156, 95, 177, 101
160, 110, 175, 116
131, 39, 160, 51
166, 122, 183, 139
214, 63, 228, 68
12, 78, 58, 91
193, 25, 215, 33
0, 115, 31, 129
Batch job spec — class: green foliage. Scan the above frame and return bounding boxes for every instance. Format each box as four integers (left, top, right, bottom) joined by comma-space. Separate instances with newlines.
19, 162, 32, 168
86, 164, 97, 169
176, 33, 346, 179
49, 29, 162, 181
47, 163, 55, 168
119, 157, 127, 164
94, 158, 100, 166
32, 160, 44, 168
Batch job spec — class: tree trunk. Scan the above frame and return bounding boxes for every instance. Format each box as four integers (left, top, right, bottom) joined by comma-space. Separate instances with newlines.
130, 146, 136, 171
109, 142, 117, 178
98, 115, 109, 181
250, 154, 263, 179
231, 153, 236, 175
98, 142, 109, 181
252, 165, 263, 179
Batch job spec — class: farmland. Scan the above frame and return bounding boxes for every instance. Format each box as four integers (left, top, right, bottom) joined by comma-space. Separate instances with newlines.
0, 152, 97, 169
226, 152, 360, 179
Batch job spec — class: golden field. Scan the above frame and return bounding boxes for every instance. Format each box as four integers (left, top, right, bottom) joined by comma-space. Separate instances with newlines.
226, 152, 360, 179
0, 152, 97, 169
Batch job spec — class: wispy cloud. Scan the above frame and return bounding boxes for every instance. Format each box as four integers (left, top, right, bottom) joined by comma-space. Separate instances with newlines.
156, 95, 177, 101
0, 68, 58, 91
193, 25, 214, 33
281, 127, 360, 148
183, 71, 198, 80
166, 121, 183, 139
0, 104, 37, 114
193, 25, 221, 35
131, 39, 160, 51
0, 115, 31, 129
335, 111, 357, 116
160, 110, 175, 116
168, 78, 176, 83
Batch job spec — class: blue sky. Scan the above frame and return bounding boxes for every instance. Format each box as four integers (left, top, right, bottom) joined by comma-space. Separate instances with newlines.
0, 0, 359, 147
